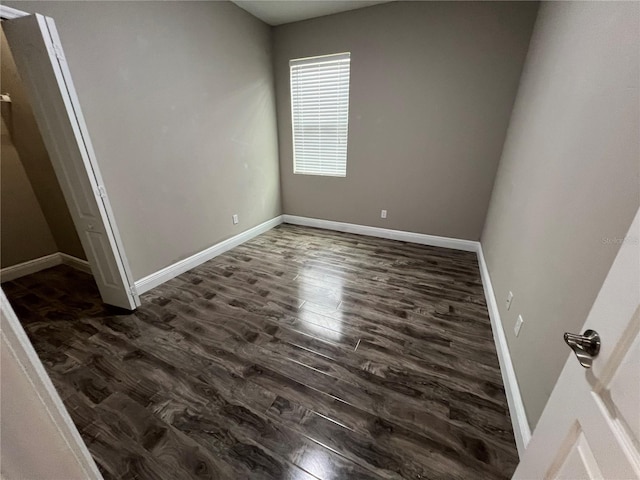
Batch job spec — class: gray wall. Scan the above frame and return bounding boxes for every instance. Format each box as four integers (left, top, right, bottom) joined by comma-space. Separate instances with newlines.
273, 1, 538, 240
481, 1, 640, 429
8, 1, 281, 280
1, 29, 86, 261
1, 118, 58, 268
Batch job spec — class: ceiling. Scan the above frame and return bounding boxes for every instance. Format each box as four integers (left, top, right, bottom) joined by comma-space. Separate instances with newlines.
232, 1, 393, 26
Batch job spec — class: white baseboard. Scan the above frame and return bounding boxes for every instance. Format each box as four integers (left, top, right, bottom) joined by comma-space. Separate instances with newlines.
277, 215, 530, 455
477, 245, 531, 457
59, 253, 92, 274
0, 253, 61, 282
133, 211, 530, 458
134, 215, 284, 295
282, 215, 479, 252
0, 252, 90, 283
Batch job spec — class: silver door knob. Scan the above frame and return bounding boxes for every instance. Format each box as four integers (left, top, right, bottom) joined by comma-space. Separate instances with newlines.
564, 329, 600, 368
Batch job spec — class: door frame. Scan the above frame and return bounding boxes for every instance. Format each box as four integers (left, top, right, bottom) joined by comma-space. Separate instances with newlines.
1, 289, 102, 479
0, 5, 140, 309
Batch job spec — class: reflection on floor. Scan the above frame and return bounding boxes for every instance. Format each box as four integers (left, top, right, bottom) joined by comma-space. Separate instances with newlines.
3, 224, 518, 479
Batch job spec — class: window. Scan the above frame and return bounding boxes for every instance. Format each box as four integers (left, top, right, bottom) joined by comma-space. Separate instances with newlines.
290, 52, 351, 177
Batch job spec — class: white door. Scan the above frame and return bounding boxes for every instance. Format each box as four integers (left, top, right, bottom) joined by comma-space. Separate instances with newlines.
2, 14, 139, 309
515, 207, 640, 479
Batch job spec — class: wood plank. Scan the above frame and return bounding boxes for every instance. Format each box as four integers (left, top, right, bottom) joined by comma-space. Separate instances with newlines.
4, 225, 518, 479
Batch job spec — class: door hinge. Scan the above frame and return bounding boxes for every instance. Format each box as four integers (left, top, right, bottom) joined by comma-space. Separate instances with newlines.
52, 42, 65, 61
129, 285, 138, 297
97, 185, 107, 199
48, 42, 65, 61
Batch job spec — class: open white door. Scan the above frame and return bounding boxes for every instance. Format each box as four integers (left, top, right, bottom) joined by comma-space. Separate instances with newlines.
515, 207, 640, 479
2, 14, 139, 309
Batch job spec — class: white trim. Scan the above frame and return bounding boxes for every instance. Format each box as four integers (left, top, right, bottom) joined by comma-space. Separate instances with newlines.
0, 5, 29, 20
290, 52, 351, 67
0, 290, 102, 478
0, 253, 92, 283
477, 245, 531, 457
282, 215, 479, 252
59, 253, 92, 274
0, 254, 61, 282
134, 211, 530, 457
277, 215, 530, 454
134, 216, 284, 295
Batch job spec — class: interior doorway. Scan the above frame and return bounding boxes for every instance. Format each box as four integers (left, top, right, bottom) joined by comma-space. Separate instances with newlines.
0, 7, 139, 310
1, 24, 89, 278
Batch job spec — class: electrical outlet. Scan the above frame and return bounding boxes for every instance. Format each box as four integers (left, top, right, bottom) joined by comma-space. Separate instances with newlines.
514, 315, 524, 337
232, 214, 239, 225
381, 210, 387, 219
506, 291, 514, 310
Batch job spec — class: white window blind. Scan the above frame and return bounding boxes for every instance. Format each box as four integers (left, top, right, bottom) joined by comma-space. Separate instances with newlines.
290, 52, 351, 177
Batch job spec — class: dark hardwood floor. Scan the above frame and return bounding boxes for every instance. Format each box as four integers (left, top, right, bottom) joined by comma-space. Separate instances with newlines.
3, 224, 518, 479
